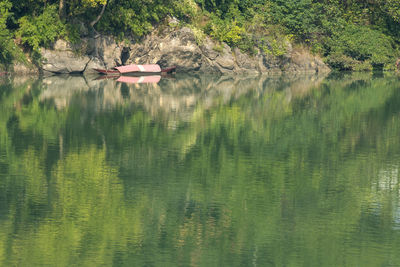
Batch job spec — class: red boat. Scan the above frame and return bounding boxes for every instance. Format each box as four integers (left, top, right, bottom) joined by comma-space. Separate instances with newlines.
94, 64, 176, 76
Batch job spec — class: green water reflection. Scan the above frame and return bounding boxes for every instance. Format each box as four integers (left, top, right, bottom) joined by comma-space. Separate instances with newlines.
1, 73, 400, 266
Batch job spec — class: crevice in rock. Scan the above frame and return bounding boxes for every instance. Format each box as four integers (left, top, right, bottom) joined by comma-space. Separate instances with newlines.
82, 57, 92, 73
121, 47, 130, 65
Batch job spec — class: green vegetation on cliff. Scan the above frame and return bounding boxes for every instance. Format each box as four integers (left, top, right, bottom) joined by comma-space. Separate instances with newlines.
1, 0, 400, 71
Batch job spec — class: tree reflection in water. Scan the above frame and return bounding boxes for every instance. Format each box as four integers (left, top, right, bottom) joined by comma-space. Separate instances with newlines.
0, 73, 400, 266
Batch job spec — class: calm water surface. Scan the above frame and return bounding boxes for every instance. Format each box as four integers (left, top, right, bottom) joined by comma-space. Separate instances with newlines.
1, 73, 400, 266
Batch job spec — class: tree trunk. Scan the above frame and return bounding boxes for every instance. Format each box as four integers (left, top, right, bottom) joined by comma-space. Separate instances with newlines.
59, 0, 66, 20
90, 1, 107, 28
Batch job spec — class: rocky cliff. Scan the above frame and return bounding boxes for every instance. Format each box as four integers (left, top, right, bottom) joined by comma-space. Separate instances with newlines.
14, 26, 330, 75
128, 27, 329, 74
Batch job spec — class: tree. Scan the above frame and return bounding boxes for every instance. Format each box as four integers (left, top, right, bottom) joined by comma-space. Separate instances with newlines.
89, 0, 108, 28
0, 0, 16, 64
381, 0, 400, 23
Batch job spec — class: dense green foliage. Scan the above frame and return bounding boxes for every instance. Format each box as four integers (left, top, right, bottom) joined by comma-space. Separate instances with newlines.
0, 0, 400, 70
16, 5, 66, 54
327, 24, 395, 70
0, 0, 18, 66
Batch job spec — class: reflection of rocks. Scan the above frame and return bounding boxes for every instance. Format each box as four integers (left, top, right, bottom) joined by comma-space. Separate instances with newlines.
7, 76, 39, 88
40, 73, 328, 122
40, 76, 90, 108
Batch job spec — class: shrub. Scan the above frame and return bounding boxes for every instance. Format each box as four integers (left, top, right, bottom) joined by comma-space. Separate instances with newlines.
189, 25, 206, 45
0, 0, 19, 64
326, 24, 396, 70
326, 53, 357, 71
269, 0, 320, 40
173, 0, 198, 22
98, 0, 173, 38
16, 5, 66, 52
204, 16, 247, 47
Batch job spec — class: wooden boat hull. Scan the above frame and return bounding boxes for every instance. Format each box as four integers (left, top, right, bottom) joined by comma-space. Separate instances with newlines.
93, 68, 120, 75
161, 66, 176, 73
94, 64, 176, 76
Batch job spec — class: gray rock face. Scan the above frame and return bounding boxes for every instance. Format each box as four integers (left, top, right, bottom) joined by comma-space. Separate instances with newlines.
234, 48, 257, 71
215, 44, 235, 71
41, 50, 90, 74
127, 27, 330, 74
40, 40, 102, 75
201, 39, 219, 60
33, 26, 329, 75
288, 50, 330, 73
40, 38, 131, 75
128, 27, 204, 72
92, 36, 123, 69
85, 57, 104, 73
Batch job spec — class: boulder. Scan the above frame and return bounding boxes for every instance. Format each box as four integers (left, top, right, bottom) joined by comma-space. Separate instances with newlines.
41, 40, 92, 74
215, 44, 235, 72
234, 48, 257, 71
129, 27, 204, 72
93, 36, 124, 69
285, 50, 330, 73
201, 38, 219, 60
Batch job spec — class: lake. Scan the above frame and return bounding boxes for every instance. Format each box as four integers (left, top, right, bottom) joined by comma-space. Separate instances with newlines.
0, 72, 400, 266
